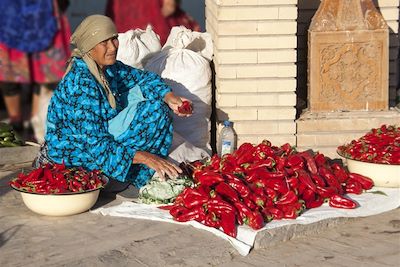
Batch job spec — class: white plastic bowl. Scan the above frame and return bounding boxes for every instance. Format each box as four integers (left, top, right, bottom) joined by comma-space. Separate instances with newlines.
338, 152, 400, 188
11, 176, 108, 216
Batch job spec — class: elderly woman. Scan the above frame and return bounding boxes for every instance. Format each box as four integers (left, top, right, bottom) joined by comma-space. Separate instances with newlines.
36, 15, 191, 188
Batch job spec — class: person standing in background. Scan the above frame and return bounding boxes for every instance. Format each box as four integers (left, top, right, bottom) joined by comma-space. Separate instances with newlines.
162, 0, 201, 34
106, 0, 201, 45
0, 0, 71, 141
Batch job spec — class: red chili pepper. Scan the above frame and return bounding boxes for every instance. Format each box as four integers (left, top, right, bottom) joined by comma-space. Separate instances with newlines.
239, 196, 255, 211
280, 204, 299, 219
158, 205, 174, 211
297, 182, 307, 195
316, 185, 337, 199
301, 188, 315, 201
345, 180, 363, 195
220, 154, 243, 173
329, 194, 357, 209
263, 178, 289, 194
260, 208, 273, 222
296, 170, 317, 192
234, 201, 253, 223
170, 205, 188, 217
204, 212, 221, 228
236, 146, 256, 165
259, 170, 286, 180
177, 100, 193, 114
206, 198, 236, 214
286, 176, 299, 189
265, 187, 278, 201
275, 190, 298, 206
348, 173, 374, 190
250, 194, 266, 208
249, 182, 265, 196
245, 157, 275, 172
215, 182, 240, 203
298, 151, 318, 174
310, 173, 326, 187
245, 170, 261, 183
220, 210, 237, 237
254, 142, 275, 157
331, 163, 349, 183
274, 156, 287, 171
265, 207, 284, 220
305, 194, 324, 209
247, 211, 264, 230
183, 194, 209, 209
195, 171, 225, 186
286, 154, 304, 168
227, 179, 251, 198
318, 166, 342, 193
208, 154, 221, 171
314, 153, 327, 167
175, 206, 206, 222
280, 143, 294, 156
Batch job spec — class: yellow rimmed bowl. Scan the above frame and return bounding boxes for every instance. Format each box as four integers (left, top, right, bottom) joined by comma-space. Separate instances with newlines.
337, 150, 400, 188
10, 176, 109, 216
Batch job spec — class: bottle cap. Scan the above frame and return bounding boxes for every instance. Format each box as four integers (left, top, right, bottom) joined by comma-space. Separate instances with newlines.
223, 120, 232, 127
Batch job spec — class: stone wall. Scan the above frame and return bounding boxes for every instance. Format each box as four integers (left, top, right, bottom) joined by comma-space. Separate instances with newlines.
206, 0, 298, 147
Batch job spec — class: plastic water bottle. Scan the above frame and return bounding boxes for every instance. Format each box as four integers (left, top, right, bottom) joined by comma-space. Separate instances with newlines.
219, 120, 235, 156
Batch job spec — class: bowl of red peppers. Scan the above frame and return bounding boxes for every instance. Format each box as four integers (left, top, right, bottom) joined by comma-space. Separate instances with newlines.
337, 124, 400, 188
9, 162, 108, 216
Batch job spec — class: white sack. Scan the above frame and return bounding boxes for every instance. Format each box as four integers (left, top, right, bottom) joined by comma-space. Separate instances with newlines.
116, 25, 161, 69
168, 131, 210, 166
145, 26, 213, 153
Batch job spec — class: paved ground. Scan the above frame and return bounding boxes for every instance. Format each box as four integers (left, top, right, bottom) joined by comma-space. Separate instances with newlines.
0, 162, 399, 267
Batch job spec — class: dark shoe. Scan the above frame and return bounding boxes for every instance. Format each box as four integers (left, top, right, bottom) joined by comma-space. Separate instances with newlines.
9, 120, 23, 135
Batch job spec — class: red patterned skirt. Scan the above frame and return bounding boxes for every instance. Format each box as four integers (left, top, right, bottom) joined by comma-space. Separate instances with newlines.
0, 13, 71, 84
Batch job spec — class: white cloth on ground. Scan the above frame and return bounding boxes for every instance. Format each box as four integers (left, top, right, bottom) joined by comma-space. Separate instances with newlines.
91, 187, 400, 256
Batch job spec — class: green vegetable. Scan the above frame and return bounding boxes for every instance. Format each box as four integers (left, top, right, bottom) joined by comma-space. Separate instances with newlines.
138, 175, 194, 204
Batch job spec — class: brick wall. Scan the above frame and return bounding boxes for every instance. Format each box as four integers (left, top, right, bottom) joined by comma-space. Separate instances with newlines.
206, 0, 298, 147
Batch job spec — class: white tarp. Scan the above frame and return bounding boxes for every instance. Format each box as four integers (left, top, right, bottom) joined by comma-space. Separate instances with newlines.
92, 187, 400, 256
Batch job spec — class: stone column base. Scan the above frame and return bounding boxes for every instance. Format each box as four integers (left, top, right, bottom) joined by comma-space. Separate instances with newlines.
296, 109, 400, 158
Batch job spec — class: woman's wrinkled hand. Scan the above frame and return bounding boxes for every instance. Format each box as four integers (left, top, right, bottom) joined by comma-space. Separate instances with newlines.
133, 151, 182, 181
164, 92, 193, 117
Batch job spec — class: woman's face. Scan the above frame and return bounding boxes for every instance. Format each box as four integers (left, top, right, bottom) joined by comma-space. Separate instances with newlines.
161, 0, 177, 17
89, 36, 119, 69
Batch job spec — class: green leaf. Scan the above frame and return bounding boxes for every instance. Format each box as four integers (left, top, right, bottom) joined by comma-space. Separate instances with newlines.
367, 190, 388, 196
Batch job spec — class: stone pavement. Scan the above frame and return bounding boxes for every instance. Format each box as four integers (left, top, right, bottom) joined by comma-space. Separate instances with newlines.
0, 150, 399, 266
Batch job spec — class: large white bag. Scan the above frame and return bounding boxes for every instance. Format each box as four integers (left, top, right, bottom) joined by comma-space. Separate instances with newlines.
116, 25, 161, 69
168, 131, 210, 166
145, 26, 213, 153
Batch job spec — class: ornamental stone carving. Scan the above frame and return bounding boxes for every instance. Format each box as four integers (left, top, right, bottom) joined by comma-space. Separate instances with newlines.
308, 0, 388, 111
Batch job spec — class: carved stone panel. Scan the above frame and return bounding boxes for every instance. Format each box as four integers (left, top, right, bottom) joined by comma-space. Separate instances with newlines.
308, 30, 388, 111
308, 0, 389, 112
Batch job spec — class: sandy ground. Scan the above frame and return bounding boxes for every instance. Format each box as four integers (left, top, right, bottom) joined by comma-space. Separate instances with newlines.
0, 165, 399, 267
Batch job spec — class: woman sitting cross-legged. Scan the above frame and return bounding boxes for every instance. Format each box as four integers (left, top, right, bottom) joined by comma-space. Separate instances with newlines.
34, 15, 192, 190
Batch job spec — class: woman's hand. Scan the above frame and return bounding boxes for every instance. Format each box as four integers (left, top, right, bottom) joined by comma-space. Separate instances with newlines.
164, 92, 193, 117
133, 151, 182, 181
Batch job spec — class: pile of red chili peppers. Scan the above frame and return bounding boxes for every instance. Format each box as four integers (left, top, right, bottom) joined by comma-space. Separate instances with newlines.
160, 140, 374, 238
338, 124, 400, 165
9, 162, 105, 194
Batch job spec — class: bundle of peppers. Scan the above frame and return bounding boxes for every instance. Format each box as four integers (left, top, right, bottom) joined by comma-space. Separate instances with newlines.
159, 140, 374, 238
9, 162, 105, 194
338, 124, 400, 165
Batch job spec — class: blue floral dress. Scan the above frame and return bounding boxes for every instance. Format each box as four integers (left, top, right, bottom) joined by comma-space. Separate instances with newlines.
45, 58, 173, 187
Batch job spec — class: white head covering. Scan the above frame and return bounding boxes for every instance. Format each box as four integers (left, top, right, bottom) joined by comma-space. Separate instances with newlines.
65, 15, 118, 109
